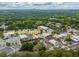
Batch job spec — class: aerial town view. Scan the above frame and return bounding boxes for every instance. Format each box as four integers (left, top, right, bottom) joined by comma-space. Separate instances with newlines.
0, 2, 79, 57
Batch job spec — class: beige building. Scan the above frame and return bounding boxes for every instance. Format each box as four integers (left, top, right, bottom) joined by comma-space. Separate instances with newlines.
15, 29, 41, 35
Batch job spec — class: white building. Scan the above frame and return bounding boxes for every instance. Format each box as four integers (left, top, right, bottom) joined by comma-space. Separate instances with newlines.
3, 31, 15, 39
38, 26, 53, 33
71, 35, 79, 42
0, 38, 6, 50
6, 37, 21, 46
0, 36, 22, 55
49, 39, 60, 48
19, 34, 34, 41
19, 34, 28, 39
59, 32, 67, 37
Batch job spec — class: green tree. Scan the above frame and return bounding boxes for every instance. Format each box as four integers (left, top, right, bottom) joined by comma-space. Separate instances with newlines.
0, 52, 7, 57
0, 31, 3, 38
20, 42, 34, 51
45, 48, 64, 57
64, 34, 72, 41
6, 42, 11, 46
33, 41, 46, 51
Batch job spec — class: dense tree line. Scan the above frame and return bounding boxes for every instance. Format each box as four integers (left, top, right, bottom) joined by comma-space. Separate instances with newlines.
0, 10, 79, 31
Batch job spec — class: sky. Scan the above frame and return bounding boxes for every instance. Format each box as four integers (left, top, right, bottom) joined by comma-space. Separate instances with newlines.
0, 2, 79, 9
0, 0, 79, 2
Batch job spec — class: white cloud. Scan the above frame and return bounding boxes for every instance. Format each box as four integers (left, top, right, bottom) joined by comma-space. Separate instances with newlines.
56, 2, 64, 5
0, 0, 79, 2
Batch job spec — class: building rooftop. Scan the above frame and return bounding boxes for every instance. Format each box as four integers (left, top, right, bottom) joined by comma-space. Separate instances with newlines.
0, 47, 13, 54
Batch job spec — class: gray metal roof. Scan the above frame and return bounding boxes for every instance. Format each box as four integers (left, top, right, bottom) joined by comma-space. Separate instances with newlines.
0, 47, 13, 53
